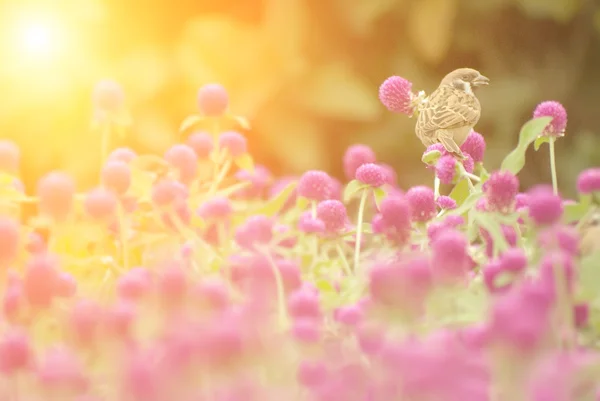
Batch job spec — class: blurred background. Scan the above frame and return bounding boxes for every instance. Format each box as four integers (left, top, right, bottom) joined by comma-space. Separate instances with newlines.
0, 0, 599, 198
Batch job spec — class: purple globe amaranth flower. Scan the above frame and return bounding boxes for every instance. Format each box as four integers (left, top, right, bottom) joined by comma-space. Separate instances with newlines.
355, 163, 386, 188
431, 229, 470, 282
528, 185, 563, 226
484, 171, 519, 213
92, 79, 125, 112
378, 195, 412, 244
235, 215, 273, 249
297, 170, 334, 202
234, 165, 272, 199
406, 186, 436, 222
197, 197, 233, 221
378, 76, 415, 115
577, 168, 600, 194
379, 163, 397, 186
538, 225, 579, 256
435, 155, 457, 185
164, 144, 198, 183
499, 247, 528, 273
460, 130, 486, 163
298, 212, 325, 234
218, 131, 247, 157
108, 147, 136, 164
515, 193, 529, 211
197, 83, 229, 116
436, 195, 457, 210
461, 154, 475, 173
316, 200, 348, 234
533, 100, 567, 136
343, 144, 376, 180
186, 131, 213, 158
539, 251, 576, 296
574, 303, 589, 328
482, 224, 518, 258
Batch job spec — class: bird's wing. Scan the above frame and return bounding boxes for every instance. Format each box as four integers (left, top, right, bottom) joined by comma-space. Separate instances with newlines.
417, 86, 481, 135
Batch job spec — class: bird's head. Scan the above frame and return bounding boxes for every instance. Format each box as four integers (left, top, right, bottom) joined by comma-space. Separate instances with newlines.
440, 68, 489, 93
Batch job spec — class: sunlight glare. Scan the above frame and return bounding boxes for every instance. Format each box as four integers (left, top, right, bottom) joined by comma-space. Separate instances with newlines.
13, 13, 65, 60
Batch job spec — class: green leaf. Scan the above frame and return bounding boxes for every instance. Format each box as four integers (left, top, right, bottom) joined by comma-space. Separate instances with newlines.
449, 178, 470, 205
534, 135, 551, 151
296, 196, 310, 211
475, 212, 509, 254
343, 179, 366, 203
373, 187, 387, 209
448, 190, 483, 217
422, 149, 442, 165
500, 116, 553, 174
179, 114, 206, 136
564, 202, 591, 224
252, 181, 297, 217
228, 115, 251, 130
234, 153, 254, 173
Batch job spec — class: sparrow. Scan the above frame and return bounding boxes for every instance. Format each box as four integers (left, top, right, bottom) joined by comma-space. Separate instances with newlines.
415, 68, 489, 158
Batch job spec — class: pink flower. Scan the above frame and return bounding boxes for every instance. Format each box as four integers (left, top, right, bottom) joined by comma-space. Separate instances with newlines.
197, 83, 229, 116
378, 76, 414, 115
298, 359, 329, 388
219, 131, 247, 157
460, 130, 486, 163
297, 170, 334, 202
84, 188, 117, 221
292, 318, 321, 343
298, 211, 325, 234
117, 268, 152, 301
101, 160, 131, 195
38, 346, 88, 393
533, 100, 568, 136
499, 247, 528, 273
0, 329, 31, 374
577, 168, 600, 194
528, 185, 563, 226
484, 171, 519, 213
37, 171, 75, 221
235, 215, 274, 249
380, 163, 398, 186
197, 196, 233, 221
0, 140, 20, 173
164, 144, 198, 183
538, 225, 579, 256
92, 79, 124, 112
334, 305, 364, 327
435, 155, 457, 184
406, 186, 436, 222
108, 147, 137, 164
186, 131, 213, 158
288, 288, 321, 320
378, 195, 412, 244
356, 163, 386, 187
431, 229, 470, 282
436, 195, 457, 210
343, 144, 376, 180
317, 200, 348, 233
23, 253, 59, 308
234, 165, 272, 198
0, 218, 19, 268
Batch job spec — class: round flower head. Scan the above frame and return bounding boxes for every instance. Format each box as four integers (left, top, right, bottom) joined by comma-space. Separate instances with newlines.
577, 168, 600, 194
0, 328, 32, 374
234, 165, 272, 198
37, 172, 75, 221
484, 171, 519, 213
235, 215, 273, 249
108, 147, 136, 164
431, 229, 470, 281
533, 100, 567, 136
317, 200, 348, 233
499, 247, 528, 273
84, 188, 117, 222
379, 195, 411, 232
297, 170, 334, 202
343, 144, 376, 180
378, 76, 414, 115
102, 160, 131, 195
164, 144, 198, 183
515, 193, 529, 211
356, 163, 386, 188
435, 155, 457, 185
186, 131, 213, 158
0, 140, 20, 173
460, 130, 486, 163
406, 186, 436, 222
436, 195, 457, 210
151, 180, 185, 207
197, 83, 229, 116
538, 225, 579, 256
461, 154, 475, 173
528, 185, 563, 226
218, 131, 247, 158
197, 197, 233, 221
298, 212, 325, 234
0, 218, 19, 268
92, 79, 125, 112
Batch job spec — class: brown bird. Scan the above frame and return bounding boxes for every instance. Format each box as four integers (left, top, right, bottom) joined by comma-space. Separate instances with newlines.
415, 68, 489, 157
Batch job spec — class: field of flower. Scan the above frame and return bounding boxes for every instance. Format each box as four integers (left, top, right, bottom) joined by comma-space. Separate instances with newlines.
0, 77, 599, 401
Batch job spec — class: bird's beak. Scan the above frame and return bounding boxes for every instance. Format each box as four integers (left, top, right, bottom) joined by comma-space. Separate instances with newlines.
473, 74, 490, 86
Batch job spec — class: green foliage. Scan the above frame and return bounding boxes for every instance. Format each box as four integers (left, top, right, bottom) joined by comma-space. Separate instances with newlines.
500, 117, 552, 175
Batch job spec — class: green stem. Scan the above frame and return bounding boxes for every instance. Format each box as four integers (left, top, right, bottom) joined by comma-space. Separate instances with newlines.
262, 249, 288, 328
434, 176, 441, 199
208, 159, 232, 194
117, 202, 129, 271
353, 190, 369, 272
335, 242, 353, 276
549, 137, 558, 195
